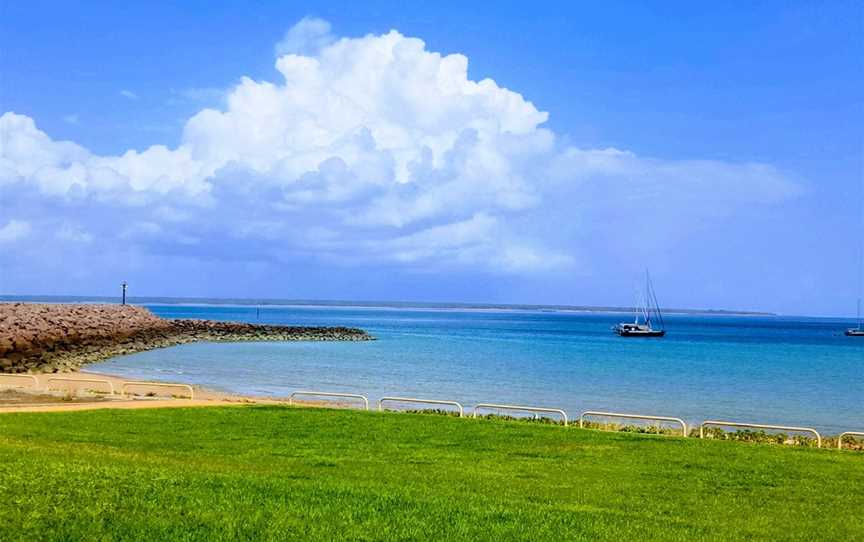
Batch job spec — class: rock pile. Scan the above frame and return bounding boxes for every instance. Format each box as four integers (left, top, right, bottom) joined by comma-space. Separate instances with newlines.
0, 303, 372, 373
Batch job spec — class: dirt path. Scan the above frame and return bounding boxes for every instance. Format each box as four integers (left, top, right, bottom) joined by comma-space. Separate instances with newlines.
0, 370, 351, 414
0, 398, 247, 414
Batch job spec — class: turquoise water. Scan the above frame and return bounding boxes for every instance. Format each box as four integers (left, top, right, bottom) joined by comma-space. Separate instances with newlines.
89, 304, 863, 434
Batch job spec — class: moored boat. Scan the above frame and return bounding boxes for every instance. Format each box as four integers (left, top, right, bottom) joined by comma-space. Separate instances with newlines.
614, 322, 666, 337
846, 300, 863, 336
614, 270, 666, 338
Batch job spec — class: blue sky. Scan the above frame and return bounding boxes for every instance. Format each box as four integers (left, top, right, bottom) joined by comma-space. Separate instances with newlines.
0, 1, 862, 316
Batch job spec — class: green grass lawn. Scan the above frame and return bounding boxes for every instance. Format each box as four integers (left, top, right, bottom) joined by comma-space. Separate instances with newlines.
0, 406, 861, 541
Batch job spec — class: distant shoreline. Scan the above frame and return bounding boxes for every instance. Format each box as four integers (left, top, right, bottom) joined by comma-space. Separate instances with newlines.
0, 295, 776, 317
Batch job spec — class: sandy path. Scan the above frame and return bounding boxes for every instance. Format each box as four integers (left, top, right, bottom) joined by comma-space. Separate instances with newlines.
0, 370, 352, 414
0, 399, 246, 414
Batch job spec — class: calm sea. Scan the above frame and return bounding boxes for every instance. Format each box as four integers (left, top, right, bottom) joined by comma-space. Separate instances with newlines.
88, 304, 863, 434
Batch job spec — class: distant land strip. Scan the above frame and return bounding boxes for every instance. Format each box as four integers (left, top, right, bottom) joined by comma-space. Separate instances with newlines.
0, 303, 372, 374
0, 296, 776, 317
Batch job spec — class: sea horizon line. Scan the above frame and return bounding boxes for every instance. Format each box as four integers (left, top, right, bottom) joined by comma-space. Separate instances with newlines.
0, 294, 790, 318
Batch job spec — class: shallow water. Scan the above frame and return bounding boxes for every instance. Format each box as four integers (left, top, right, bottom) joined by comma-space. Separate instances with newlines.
89, 304, 863, 433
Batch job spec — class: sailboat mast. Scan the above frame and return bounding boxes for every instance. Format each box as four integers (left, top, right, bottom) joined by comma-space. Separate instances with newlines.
858, 175, 863, 329
653, 281, 665, 331
645, 270, 664, 331
858, 180, 863, 330
644, 270, 651, 326
857, 297, 861, 330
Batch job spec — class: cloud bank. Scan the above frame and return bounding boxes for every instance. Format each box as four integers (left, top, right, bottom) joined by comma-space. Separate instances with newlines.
0, 19, 802, 288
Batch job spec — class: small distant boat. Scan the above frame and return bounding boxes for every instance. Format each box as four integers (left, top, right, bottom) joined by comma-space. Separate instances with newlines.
846, 299, 863, 337
614, 270, 666, 338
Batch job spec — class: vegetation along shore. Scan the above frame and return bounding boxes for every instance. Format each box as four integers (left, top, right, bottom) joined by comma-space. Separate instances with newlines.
0, 303, 372, 374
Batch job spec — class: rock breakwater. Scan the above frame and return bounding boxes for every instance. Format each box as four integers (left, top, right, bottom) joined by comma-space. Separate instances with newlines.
0, 303, 372, 373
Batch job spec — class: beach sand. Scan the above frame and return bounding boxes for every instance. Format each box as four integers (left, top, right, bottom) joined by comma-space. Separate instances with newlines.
0, 370, 354, 414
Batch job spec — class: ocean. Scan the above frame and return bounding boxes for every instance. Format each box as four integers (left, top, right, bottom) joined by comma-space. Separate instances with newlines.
87, 303, 863, 434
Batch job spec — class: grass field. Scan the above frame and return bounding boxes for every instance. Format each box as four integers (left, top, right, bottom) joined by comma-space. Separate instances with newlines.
0, 406, 861, 541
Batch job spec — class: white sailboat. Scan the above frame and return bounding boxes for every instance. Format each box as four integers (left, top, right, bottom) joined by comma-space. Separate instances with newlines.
846, 299, 863, 336
847, 252, 863, 336
614, 270, 666, 338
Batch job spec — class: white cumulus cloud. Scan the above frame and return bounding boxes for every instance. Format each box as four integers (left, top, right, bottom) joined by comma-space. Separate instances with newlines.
0, 18, 803, 277
274, 16, 335, 57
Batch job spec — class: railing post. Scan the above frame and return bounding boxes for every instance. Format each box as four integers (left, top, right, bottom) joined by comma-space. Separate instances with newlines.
288, 391, 369, 410
378, 397, 464, 417
838, 431, 864, 450
46, 377, 115, 395
0, 374, 39, 389
472, 403, 569, 426
121, 381, 194, 400
699, 420, 822, 448
579, 410, 688, 437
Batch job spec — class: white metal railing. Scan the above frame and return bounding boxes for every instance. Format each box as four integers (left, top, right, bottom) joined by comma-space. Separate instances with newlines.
121, 381, 195, 400
700, 420, 822, 448
288, 391, 369, 410
378, 396, 464, 417
473, 403, 569, 426
579, 410, 688, 436
46, 377, 115, 395
4, 369, 851, 453
838, 431, 864, 450
0, 374, 39, 389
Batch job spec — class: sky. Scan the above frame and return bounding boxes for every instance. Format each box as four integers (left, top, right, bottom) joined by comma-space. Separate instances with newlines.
0, 1, 862, 316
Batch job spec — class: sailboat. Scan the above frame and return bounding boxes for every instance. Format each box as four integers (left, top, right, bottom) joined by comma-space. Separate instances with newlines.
845, 299, 863, 336
614, 271, 666, 337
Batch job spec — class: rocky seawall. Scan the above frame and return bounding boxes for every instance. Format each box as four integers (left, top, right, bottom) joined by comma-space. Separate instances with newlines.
0, 303, 372, 373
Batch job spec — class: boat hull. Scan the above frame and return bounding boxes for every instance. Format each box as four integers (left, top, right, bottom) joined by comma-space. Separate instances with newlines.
845, 329, 864, 337
614, 328, 666, 338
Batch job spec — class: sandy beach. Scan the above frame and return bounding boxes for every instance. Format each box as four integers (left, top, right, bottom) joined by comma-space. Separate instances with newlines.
0, 369, 357, 414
